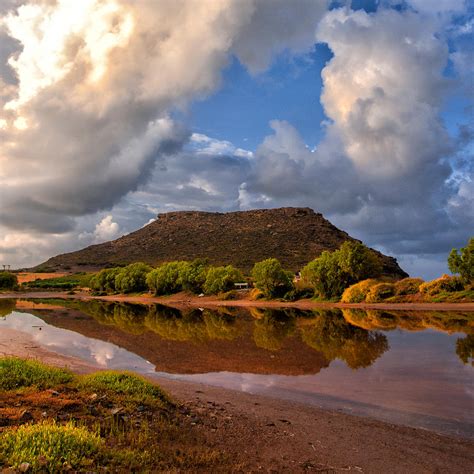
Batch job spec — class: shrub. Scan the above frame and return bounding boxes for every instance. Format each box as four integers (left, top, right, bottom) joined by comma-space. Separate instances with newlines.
301, 241, 383, 300
419, 275, 464, 296
0, 272, 18, 290
365, 283, 396, 303
146, 262, 182, 295
341, 279, 379, 303
177, 259, 208, 293
448, 237, 473, 284
251, 258, 293, 299
0, 421, 102, 472
0, 357, 74, 391
394, 277, 424, 295
249, 288, 265, 300
203, 265, 243, 295
89, 267, 122, 293
78, 371, 173, 407
23, 275, 82, 290
115, 262, 152, 293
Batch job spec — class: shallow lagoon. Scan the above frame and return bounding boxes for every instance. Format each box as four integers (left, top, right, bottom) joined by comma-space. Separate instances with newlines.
1, 298, 472, 438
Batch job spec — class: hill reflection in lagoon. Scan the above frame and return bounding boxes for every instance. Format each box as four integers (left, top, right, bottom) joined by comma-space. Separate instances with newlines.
1, 298, 473, 438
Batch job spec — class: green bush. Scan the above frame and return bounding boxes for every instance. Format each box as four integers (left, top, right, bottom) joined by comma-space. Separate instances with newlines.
0, 421, 102, 472
419, 275, 464, 296
0, 272, 18, 290
0, 357, 74, 391
177, 259, 208, 293
394, 277, 424, 295
24, 275, 81, 290
448, 237, 473, 284
301, 242, 383, 300
146, 262, 182, 295
89, 267, 122, 293
251, 258, 293, 299
203, 265, 243, 295
365, 283, 396, 303
341, 279, 379, 303
115, 262, 152, 293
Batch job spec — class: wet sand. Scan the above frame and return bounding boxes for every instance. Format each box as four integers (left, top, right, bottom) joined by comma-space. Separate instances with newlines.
1, 329, 473, 473
2, 290, 474, 311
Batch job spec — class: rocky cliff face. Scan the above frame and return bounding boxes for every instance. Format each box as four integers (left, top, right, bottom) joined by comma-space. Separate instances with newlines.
38, 207, 407, 276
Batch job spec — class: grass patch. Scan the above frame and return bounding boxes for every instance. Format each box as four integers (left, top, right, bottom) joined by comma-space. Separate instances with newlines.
0, 357, 73, 391
77, 371, 174, 408
0, 421, 101, 472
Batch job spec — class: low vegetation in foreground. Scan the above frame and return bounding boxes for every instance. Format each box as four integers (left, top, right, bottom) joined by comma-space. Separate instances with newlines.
0, 357, 226, 472
6, 237, 473, 303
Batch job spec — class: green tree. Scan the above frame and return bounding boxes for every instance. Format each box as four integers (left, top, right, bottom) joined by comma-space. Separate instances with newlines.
301, 241, 383, 300
0, 272, 18, 290
448, 237, 473, 284
203, 265, 243, 295
146, 262, 182, 296
89, 267, 122, 293
177, 259, 208, 293
251, 258, 293, 298
115, 262, 152, 293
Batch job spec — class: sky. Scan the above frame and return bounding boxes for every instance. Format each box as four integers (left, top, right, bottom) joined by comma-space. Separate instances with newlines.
0, 0, 472, 279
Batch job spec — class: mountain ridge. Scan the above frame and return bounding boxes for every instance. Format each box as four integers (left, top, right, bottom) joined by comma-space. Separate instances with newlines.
37, 207, 407, 277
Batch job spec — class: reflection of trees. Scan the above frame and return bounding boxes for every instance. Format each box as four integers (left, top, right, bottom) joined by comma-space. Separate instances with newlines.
145, 306, 242, 342
301, 310, 389, 369
253, 309, 296, 351
0, 298, 16, 317
342, 309, 473, 335
456, 335, 474, 366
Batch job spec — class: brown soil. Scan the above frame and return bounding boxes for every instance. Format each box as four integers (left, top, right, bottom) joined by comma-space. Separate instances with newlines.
1, 330, 473, 473
35, 207, 407, 276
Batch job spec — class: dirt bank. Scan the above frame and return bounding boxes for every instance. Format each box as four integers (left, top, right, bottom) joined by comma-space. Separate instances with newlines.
0, 329, 472, 473
2, 290, 474, 311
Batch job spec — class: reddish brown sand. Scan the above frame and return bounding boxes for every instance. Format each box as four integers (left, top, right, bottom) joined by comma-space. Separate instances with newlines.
0, 329, 472, 473
2, 290, 474, 311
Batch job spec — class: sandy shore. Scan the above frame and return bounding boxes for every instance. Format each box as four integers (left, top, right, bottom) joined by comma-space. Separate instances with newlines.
1, 328, 473, 473
2, 290, 474, 311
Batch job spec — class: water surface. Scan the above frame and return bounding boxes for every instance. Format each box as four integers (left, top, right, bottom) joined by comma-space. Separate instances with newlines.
1, 298, 472, 438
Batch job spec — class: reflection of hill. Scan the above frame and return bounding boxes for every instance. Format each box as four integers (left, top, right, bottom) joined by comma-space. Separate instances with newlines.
342, 309, 474, 334
301, 310, 389, 369
26, 301, 330, 376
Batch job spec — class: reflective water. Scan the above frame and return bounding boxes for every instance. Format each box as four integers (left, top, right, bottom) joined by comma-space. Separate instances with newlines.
1, 298, 472, 438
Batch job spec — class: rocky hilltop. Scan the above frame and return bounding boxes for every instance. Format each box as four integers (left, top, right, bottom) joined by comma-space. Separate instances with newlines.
38, 207, 407, 276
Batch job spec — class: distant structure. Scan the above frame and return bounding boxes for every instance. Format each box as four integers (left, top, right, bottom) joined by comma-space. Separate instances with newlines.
2, 265, 11, 271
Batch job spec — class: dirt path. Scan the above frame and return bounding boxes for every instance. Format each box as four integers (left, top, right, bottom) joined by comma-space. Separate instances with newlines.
2, 291, 474, 311
0, 330, 472, 473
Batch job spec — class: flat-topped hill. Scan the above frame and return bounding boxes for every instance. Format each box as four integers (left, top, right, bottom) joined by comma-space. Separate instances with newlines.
37, 207, 407, 276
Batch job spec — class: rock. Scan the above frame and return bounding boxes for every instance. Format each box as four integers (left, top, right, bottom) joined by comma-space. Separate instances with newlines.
18, 410, 33, 423
19, 463, 30, 472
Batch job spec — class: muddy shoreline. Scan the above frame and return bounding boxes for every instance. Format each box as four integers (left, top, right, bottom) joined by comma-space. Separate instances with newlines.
0, 328, 473, 472
2, 290, 474, 311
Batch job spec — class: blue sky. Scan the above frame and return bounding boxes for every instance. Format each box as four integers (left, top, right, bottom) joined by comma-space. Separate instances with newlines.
0, 0, 472, 279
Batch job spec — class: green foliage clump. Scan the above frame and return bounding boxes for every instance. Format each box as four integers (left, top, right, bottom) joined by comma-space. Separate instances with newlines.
0, 421, 102, 472
89, 267, 122, 293
0, 357, 73, 391
24, 275, 82, 290
419, 275, 464, 296
448, 237, 473, 284
301, 241, 383, 300
78, 371, 173, 407
365, 283, 396, 303
394, 277, 424, 295
146, 262, 182, 295
115, 262, 152, 293
177, 259, 208, 293
0, 272, 18, 290
203, 265, 243, 295
341, 279, 379, 303
251, 258, 293, 299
